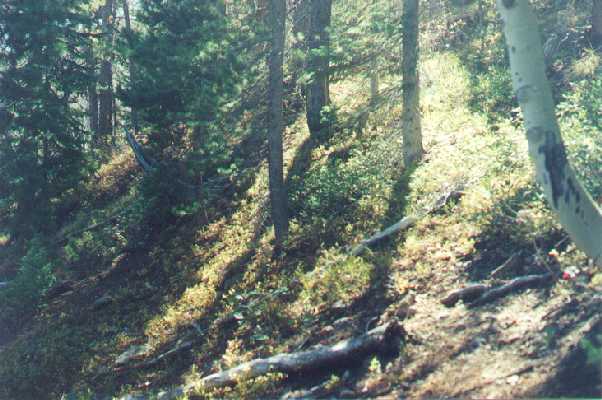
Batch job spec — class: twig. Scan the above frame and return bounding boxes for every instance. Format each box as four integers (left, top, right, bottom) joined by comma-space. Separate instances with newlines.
490, 252, 522, 278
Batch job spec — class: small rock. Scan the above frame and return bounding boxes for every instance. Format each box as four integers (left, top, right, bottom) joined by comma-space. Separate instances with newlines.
0, 281, 8, 289
506, 375, 520, 386
93, 294, 113, 309
115, 344, 151, 365
332, 300, 347, 310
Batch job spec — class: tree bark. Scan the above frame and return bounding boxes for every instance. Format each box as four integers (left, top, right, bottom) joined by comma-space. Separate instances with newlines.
290, 0, 309, 93
268, 0, 289, 249
593, 0, 602, 48
306, 0, 332, 140
87, 45, 99, 134
496, 0, 602, 264
122, 0, 140, 135
401, 0, 423, 167
98, 0, 114, 150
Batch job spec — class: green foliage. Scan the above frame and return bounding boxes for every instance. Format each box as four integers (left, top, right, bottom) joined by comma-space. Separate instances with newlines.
0, 238, 56, 331
0, 0, 94, 239
470, 65, 514, 117
559, 76, 602, 199
297, 248, 374, 311
580, 334, 602, 367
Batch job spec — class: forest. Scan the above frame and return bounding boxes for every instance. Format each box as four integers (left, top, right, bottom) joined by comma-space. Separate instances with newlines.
0, 0, 601, 399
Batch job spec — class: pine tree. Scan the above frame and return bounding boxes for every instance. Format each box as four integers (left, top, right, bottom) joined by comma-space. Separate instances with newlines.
0, 0, 93, 240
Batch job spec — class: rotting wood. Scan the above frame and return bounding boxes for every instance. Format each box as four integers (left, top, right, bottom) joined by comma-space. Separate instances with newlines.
442, 273, 555, 308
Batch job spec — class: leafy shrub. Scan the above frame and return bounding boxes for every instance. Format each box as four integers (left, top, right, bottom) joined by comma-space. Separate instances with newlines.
559, 77, 602, 199
470, 65, 514, 118
297, 248, 374, 312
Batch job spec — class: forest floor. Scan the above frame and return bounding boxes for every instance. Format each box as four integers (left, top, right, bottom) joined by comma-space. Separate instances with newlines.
0, 52, 601, 400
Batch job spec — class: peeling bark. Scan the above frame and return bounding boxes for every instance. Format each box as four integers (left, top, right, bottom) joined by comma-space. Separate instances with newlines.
497, 0, 602, 264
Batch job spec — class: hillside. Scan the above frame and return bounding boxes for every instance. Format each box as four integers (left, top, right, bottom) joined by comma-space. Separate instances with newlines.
0, 1, 601, 399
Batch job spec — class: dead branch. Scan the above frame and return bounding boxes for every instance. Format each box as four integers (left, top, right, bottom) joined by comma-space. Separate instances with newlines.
490, 252, 522, 278
442, 273, 555, 308
125, 127, 156, 173
468, 273, 555, 307
349, 186, 465, 256
199, 321, 404, 390
441, 283, 489, 307
350, 216, 418, 256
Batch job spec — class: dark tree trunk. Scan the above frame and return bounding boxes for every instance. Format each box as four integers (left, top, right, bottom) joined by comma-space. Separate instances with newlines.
87, 46, 99, 134
122, 0, 140, 135
98, 0, 114, 150
290, 0, 309, 93
305, 0, 332, 140
268, 0, 289, 249
401, 0, 422, 167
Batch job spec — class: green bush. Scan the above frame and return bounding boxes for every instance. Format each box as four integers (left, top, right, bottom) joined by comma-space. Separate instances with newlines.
559, 77, 602, 200
0, 238, 56, 330
297, 248, 374, 311
470, 65, 514, 118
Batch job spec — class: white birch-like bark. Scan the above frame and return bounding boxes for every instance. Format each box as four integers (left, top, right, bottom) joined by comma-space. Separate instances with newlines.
496, 0, 602, 264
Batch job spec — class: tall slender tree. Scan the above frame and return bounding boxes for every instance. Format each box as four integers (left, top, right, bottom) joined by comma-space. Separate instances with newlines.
496, 0, 602, 263
306, 0, 332, 140
401, 0, 423, 167
122, 0, 140, 135
98, 0, 114, 151
268, 0, 289, 249
290, 0, 310, 95
87, 44, 99, 134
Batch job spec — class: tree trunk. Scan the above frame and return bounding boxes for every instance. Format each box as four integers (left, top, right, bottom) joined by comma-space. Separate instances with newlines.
593, 0, 602, 48
98, 0, 114, 150
496, 0, 602, 264
401, 0, 422, 167
306, 0, 332, 140
87, 46, 99, 134
290, 0, 309, 94
370, 58, 379, 107
122, 0, 140, 135
268, 0, 289, 249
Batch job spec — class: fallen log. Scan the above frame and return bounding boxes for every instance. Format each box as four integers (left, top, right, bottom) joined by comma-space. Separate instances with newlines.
125, 127, 156, 173
350, 216, 418, 256
441, 273, 555, 308
468, 273, 555, 307
114, 321, 405, 400
349, 186, 465, 256
441, 283, 489, 307
198, 320, 405, 390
